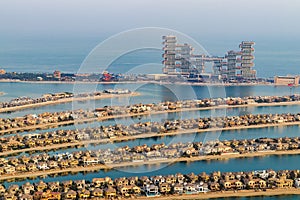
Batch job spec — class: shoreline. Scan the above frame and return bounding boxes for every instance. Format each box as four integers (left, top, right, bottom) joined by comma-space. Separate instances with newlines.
0, 79, 279, 86
0, 92, 139, 113
136, 188, 300, 200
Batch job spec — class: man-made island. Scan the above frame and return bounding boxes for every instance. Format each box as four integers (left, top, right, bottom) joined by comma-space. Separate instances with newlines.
0, 89, 137, 113
2, 135, 300, 181
0, 94, 300, 134
1, 169, 300, 199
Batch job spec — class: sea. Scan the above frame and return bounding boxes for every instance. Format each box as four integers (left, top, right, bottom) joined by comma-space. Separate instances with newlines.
0, 36, 300, 199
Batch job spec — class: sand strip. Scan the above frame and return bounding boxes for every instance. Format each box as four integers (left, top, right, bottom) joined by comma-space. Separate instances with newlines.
135, 188, 300, 200
0, 92, 139, 113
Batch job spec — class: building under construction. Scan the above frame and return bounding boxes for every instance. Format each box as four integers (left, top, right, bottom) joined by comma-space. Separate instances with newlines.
162, 36, 256, 80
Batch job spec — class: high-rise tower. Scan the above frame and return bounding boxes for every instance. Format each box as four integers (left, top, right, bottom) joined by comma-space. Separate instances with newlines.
240, 41, 256, 79
225, 50, 241, 79
162, 35, 177, 74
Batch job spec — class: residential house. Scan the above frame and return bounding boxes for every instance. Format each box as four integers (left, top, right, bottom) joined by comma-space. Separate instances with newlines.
165, 175, 176, 185
114, 177, 129, 187
64, 190, 77, 200
159, 183, 171, 194
22, 182, 34, 194
0, 185, 6, 194
3, 193, 17, 200
209, 182, 220, 191
172, 183, 184, 194
294, 178, 300, 188
118, 185, 131, 197
74, 180, 85, 190
175, 173, 185, 184
16, 164, 27, 172
19, 194, 33, 200
145, 185, 159, 197
8, 185, 19, 194
68, 159, 79, 167
35, 181, 47, 192
128, 177, 138, 186
4, 165, 15, 174
91, 188, 103, 197
34, 190, 61, 200
59, 159, 69, 168
48, 182, 60, 192
184, 183, 198, 194
47, 161, 58, 169
37, 162, 49, 170
77, 189, 90, 199
104, 186, 116, 198
26, 163, 37, 172
92, 178, 106, 187
130, 185, 141, 195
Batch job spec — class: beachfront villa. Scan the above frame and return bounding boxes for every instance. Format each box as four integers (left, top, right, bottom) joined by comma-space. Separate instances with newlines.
0, 169, 300, 199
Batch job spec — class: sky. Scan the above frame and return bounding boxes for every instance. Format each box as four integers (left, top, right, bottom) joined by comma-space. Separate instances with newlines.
0, 0, 300, 40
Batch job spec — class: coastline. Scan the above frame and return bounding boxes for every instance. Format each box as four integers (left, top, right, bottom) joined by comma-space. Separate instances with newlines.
136, 188, 300, 200
0, 79, 277, 86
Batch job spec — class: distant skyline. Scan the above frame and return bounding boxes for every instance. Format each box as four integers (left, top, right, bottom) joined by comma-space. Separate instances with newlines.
0, 0, 300, 39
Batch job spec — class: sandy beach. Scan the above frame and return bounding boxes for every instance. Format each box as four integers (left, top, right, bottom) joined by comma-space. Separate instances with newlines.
0, 92, 139, 113
0, 79, 277, 86
135, 188, 300, 200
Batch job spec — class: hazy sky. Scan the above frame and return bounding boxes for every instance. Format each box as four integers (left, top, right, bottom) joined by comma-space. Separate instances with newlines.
1, 0, 300, 39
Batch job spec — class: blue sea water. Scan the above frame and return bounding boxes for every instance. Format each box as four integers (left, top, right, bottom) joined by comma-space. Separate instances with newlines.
0, 36, 300, 78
